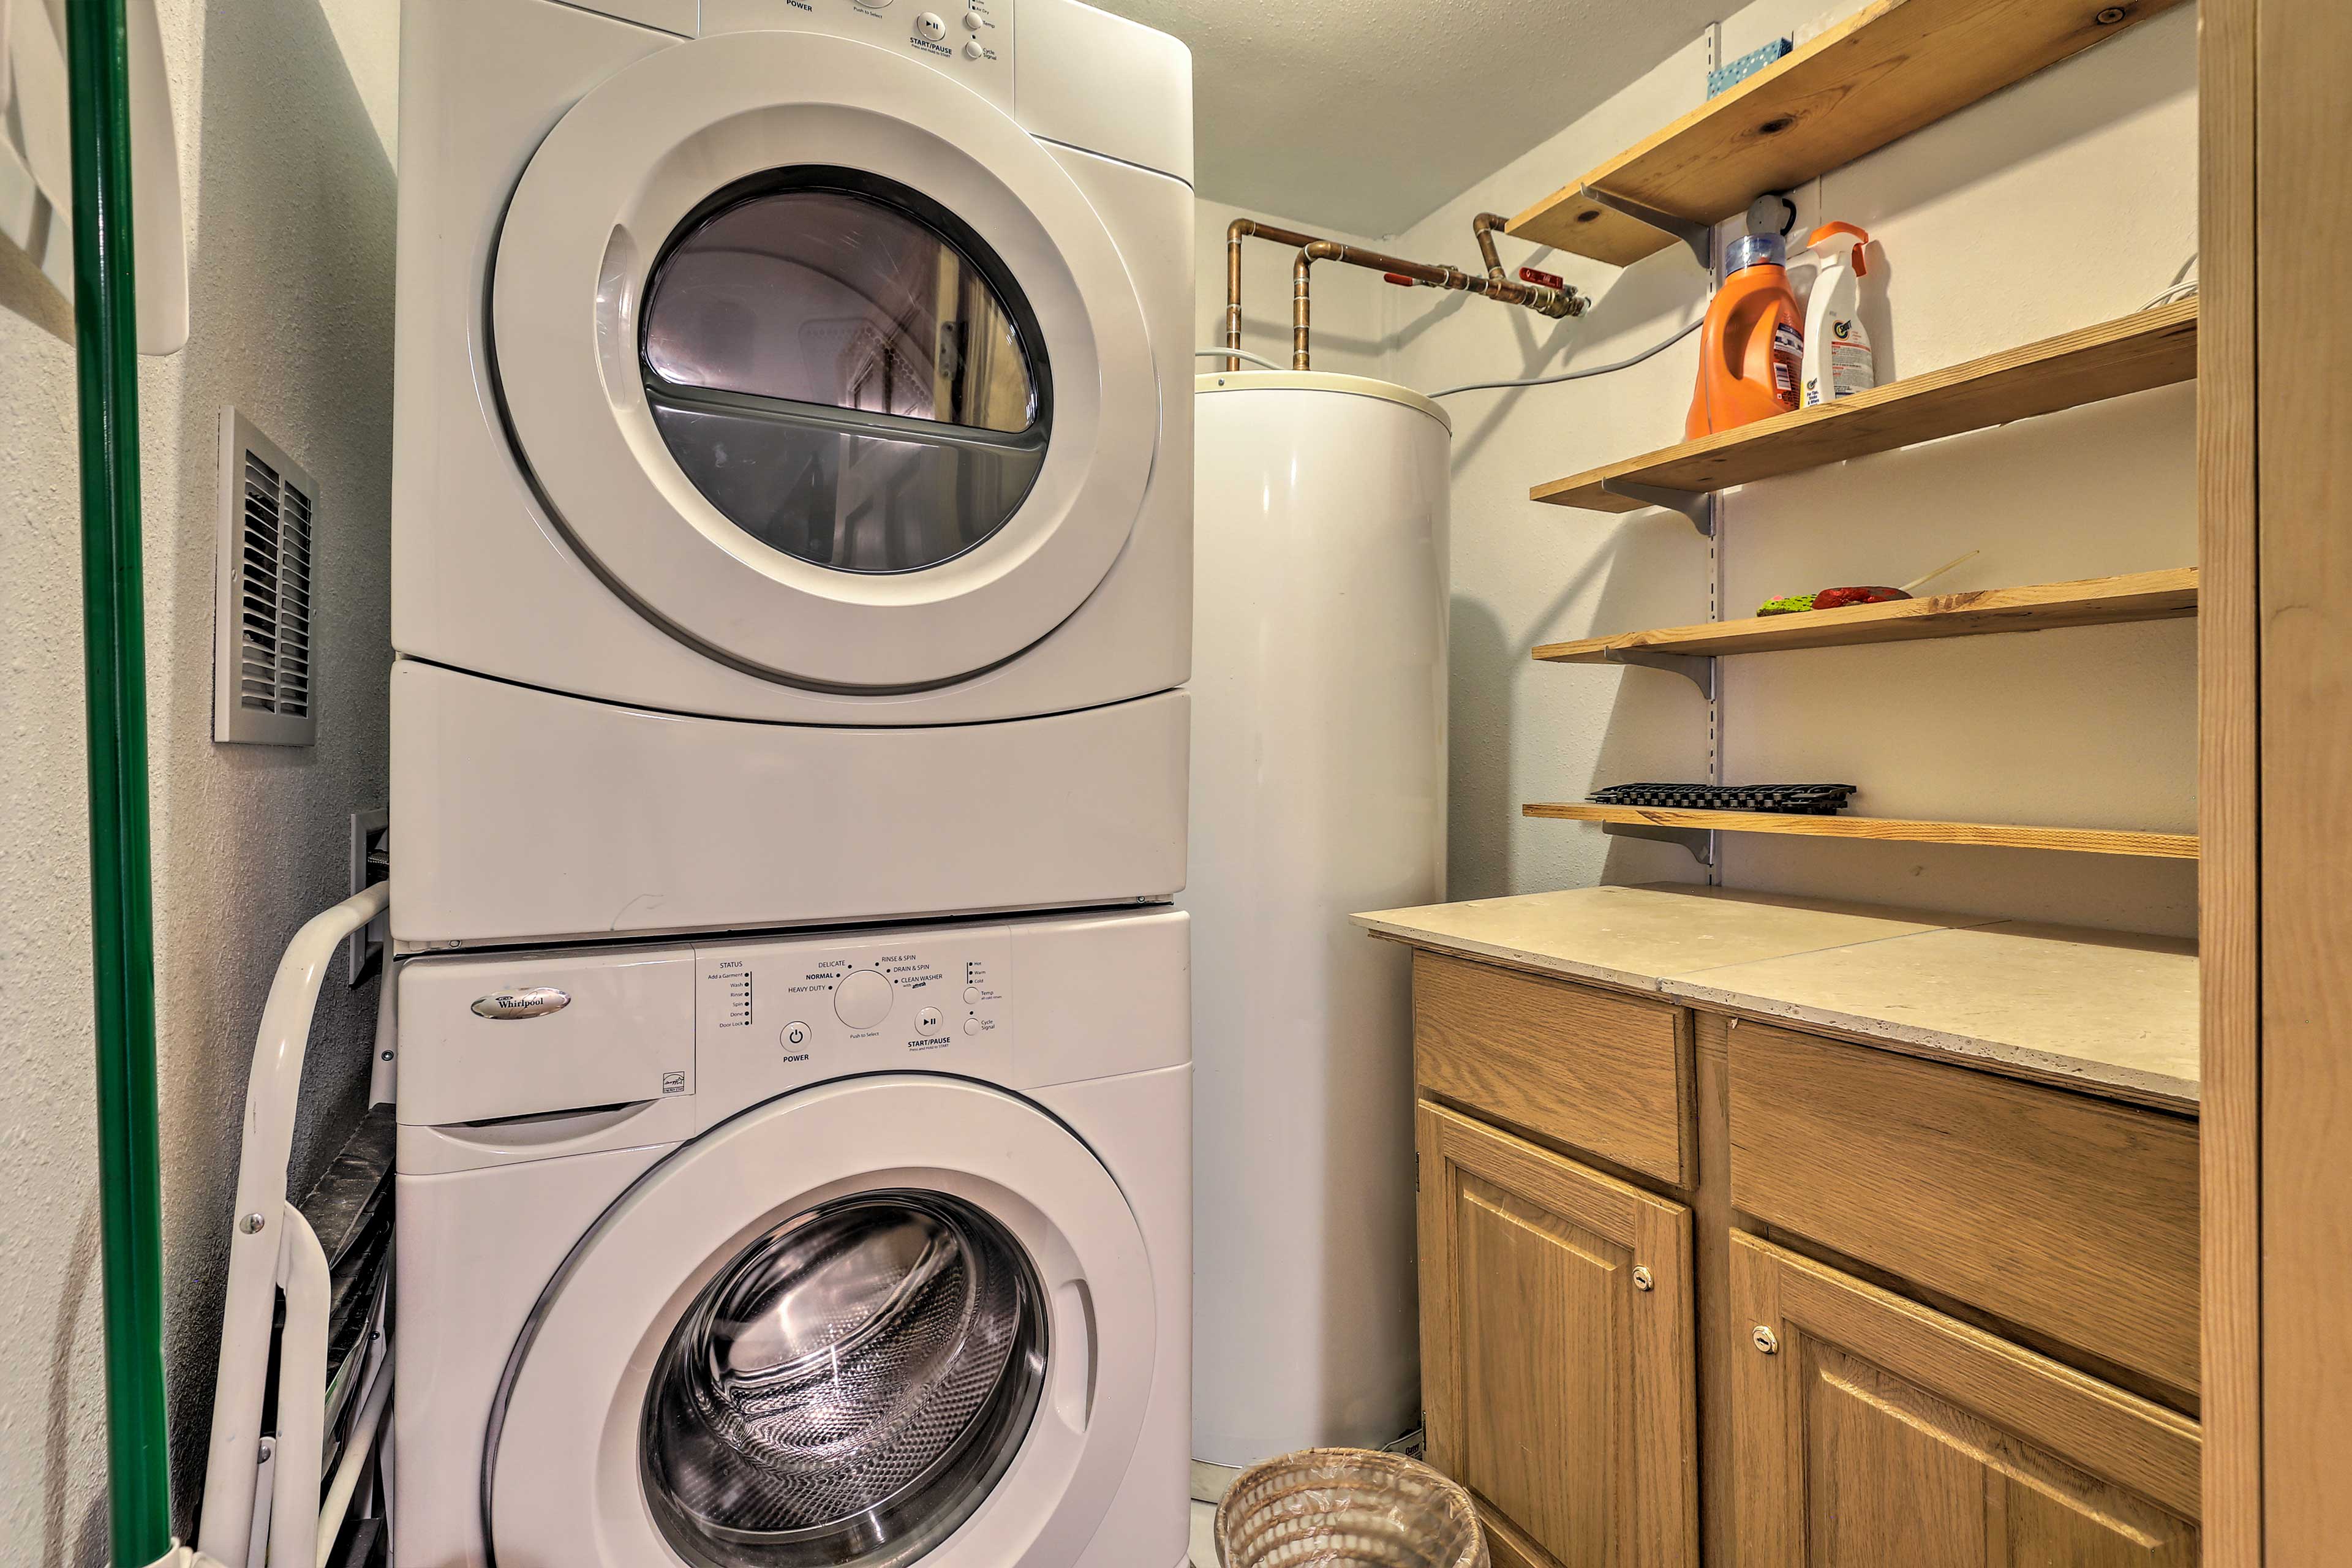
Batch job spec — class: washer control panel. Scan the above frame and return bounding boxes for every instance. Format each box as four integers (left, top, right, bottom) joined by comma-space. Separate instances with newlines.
696, 926, 1011, 1110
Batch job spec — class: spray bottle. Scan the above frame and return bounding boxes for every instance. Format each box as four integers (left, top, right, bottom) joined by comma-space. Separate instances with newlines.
1800, 221, 1876, 407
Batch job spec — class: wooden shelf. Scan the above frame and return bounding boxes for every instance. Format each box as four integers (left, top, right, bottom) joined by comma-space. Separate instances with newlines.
1533, 568, 2197, 663
1507, 0, 2191, 266
1523, 803, 2199, 860
1531, 300, 2198, 514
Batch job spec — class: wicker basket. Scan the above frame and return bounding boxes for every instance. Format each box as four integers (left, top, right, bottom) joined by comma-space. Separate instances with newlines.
1213, 1447, 1488, 1568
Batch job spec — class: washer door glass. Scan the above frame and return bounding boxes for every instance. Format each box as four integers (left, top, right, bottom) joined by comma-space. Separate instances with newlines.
641, 171, 1051, 576
642, 1189, 1049, 1568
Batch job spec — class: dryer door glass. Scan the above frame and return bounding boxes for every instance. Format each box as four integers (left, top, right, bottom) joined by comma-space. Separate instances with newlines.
641, 171, 1052, 577
641, 1189, 1048, 1567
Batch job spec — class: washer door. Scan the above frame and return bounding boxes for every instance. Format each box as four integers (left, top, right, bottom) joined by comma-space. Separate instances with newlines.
487, 1077, 1157, 1568
492, 31, 1158, 692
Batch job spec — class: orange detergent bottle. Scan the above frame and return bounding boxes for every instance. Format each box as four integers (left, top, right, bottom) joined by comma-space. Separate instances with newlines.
1686, 232, 1803, 439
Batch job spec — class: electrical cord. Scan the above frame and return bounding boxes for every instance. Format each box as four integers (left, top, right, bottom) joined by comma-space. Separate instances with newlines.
1424, 312, 1705, 399
1204, 276, 2186, 404
1193, 347, 1289, 371
1195, 312, 1705, 398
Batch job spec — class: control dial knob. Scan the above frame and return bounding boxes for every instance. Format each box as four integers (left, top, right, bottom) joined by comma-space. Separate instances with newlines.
833, 969, 895, 1030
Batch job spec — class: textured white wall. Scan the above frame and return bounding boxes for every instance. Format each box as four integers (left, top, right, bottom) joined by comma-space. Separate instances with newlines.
0, 2, 396, 1557
1218, 1, 2200, 937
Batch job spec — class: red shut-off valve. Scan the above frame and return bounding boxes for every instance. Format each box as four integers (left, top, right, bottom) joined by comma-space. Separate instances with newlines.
1382, 272, 1415, 287
1519, 265, 1566, 290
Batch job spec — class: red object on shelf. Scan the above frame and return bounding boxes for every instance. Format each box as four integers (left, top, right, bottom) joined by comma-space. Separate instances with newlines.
1518, 265, 1566, 290
1811, 586, 1910, 609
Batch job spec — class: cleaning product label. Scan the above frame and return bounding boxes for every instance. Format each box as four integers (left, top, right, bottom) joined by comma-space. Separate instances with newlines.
1827, 320, 1875, 397
1771, 322, 1803, 407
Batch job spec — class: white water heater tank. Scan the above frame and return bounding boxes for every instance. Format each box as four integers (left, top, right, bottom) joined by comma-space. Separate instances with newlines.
1186, 371, 1450, 1469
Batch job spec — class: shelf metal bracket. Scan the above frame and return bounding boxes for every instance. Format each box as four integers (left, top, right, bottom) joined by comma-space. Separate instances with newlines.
1601, 477, 1715, 536
1579, 183, 1714, 270
1604, 647, 1716, 699
1603, 821, 1716, 867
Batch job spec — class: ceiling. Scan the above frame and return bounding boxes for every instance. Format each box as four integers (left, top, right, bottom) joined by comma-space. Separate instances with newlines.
1087, 0, 1722, 236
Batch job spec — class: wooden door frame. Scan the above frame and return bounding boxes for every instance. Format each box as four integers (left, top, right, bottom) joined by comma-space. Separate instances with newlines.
2201, 0, 2352, 1560
2197, 0, 2258, 1559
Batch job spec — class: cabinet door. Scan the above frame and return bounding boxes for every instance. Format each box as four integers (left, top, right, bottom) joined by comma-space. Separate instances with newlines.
1731, 1233, 2201, 1567
1417, 1100, 1697, 1568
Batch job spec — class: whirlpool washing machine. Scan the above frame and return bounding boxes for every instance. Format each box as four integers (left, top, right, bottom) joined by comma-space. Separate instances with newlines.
390, 0, 1194, 949
391, 907, 1191, 1568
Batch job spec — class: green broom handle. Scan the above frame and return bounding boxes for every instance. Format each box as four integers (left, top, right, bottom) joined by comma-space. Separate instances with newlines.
65, 0, 175, 1561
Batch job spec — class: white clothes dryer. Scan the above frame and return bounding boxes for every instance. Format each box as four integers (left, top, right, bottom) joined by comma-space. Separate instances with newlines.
391, 907, 1191, 1568
390, 0, 1194, 948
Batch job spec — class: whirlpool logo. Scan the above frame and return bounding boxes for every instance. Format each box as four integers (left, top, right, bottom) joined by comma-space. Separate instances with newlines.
470, 987, 571, 1020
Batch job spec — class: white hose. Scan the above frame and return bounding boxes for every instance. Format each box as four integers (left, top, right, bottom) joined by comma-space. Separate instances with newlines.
1427, 313, 1705, 399
1193, 346, 1289, 372
1196, 314, 1705, 399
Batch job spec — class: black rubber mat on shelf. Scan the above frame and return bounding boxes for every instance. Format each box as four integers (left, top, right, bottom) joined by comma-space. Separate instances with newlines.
1588, 782, 1860, 815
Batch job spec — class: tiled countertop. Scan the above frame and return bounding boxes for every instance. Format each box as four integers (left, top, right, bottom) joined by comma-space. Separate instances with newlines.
1353, 884, 2198, 1114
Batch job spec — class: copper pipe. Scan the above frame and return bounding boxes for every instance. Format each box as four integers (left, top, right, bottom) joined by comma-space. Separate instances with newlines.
1290, 236, 1583, 370
1224, 226, 1242, 371
1472, 212, 1510, 288
1231, 214, 1584, 372
1226, 217, 1319, 371
1469, 211, 1578, 312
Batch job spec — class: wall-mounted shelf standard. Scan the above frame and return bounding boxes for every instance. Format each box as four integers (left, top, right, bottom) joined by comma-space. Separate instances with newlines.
1533, 568, 2198, 665
1523, 802, 2198, 860
1506, 0, 2191, 266
1531, 300, 2198, 514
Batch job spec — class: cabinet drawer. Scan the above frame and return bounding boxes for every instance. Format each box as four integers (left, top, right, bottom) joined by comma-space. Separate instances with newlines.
1728, 1022, 2199, 1398
1413, 951, 1691, 1185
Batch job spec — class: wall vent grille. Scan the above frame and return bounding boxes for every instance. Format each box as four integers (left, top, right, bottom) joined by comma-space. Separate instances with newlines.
214, 410, 319, 746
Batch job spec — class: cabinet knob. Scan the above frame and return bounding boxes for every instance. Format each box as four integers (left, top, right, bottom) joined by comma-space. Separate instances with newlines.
1752, 1325, 1781, 1355
1632, 1266, 1654, 1292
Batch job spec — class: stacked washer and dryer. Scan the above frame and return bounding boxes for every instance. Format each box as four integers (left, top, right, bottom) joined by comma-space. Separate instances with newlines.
385, 2, 1195, 1566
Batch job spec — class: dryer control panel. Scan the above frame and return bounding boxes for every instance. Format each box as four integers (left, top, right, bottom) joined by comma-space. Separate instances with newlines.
694, 927, 1012, 1112
698, 0, 1014, 114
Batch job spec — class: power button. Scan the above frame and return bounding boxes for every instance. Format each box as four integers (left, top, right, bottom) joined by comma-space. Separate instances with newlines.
916, 12, 948, 40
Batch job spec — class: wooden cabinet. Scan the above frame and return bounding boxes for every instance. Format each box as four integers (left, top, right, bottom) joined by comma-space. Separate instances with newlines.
1415, 1099, 1698, 1568
1397, 948, 2201, 1566
1731, 1234, 2201, 1566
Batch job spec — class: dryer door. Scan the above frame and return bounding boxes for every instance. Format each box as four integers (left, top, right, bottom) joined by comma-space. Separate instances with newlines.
485, 1076, 1156, 1568
491, 31, 1158, 692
